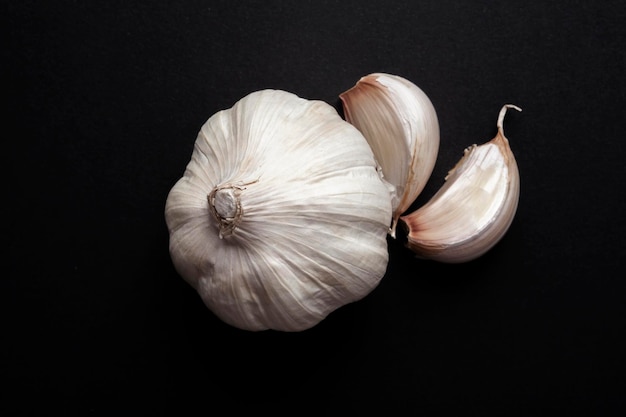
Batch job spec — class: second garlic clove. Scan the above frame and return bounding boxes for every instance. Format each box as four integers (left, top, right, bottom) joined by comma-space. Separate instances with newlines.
340, 73, 440, 237
400, 105, 522, 263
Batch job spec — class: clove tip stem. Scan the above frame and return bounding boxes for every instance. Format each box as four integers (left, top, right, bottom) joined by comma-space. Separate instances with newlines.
497, 104, 522, 133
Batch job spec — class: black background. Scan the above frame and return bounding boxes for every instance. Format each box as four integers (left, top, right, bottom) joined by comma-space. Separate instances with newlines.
4, 1, 626, 415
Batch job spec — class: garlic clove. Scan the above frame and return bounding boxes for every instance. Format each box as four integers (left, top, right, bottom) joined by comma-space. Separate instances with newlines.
339, 73, 440, 237
400, 104, 522, 263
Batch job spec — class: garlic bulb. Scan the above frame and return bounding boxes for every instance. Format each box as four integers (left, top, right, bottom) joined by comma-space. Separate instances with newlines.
400, 104, 521, 263
339, 73, 440, 237
165, 89, 393, 332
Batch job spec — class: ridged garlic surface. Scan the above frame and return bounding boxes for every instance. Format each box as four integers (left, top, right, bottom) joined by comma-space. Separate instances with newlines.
165, 89, 393, 332
340, 73, 440, 237
401, 105, 521, 263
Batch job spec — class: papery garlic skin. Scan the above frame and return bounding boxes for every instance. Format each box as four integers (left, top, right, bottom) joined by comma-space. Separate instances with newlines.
165, 89, 393, 332
401, 105, 521, 263
340, 73, 440, 237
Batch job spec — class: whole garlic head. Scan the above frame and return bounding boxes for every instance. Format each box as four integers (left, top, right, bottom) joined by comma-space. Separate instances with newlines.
165, 89, 393, 332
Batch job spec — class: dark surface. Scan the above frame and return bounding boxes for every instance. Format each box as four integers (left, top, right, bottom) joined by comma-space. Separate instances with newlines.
4, 1, 626, 415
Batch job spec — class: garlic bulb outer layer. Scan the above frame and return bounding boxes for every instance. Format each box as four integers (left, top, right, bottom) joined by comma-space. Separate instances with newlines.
165, 89, 393, 332
400, 105, 521, 263
340, 73, 440, 237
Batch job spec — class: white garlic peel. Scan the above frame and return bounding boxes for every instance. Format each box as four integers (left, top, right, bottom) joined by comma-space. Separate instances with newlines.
400, 105, 522, 263
165, 89, 393, 331
340, 73, 440, 238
